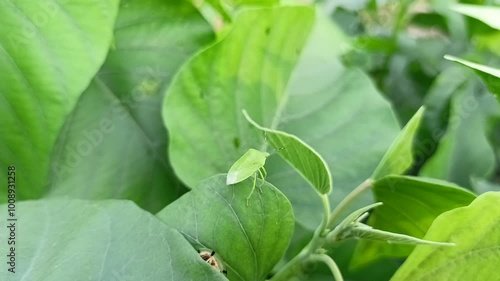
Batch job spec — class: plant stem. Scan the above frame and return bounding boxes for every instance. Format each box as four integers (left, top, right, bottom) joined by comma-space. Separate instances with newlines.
327, 179, 373, 229
268, 247, 306, 281
269, 194, 331, 281
309, 254, 344, 281
319, 194, 331, 233
271, 179, 373, 280
392, 0, 410, 40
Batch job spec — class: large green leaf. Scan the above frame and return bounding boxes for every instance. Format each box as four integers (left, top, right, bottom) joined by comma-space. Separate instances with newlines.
231, 0, 278, 4
156, 174, 295, 281
372, 107, 424, 179
226, 0, 278, 8
204, 0, 278, 20
472, 177, 500, 194
420, 75, 500, 187
244, 111, 332, 194
0, 0, 119, 201
409, 12, 449, 34
45, 0, 214, 212
0, 199, 227, 281
163, 6, 316, 188
347, 223, 454, 246
448, 4, 500, 56
379, 35, 451, 125
411, 66, 471, 174
164, 8, 399, 229
266, 16, 399, 229
451, 4, 500, 30
445, 55, 500, 99
391, 192, 500, 281
350, 175, 476, 268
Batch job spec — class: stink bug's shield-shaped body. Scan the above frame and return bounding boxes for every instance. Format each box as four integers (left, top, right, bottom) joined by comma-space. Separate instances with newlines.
226, 148, 269, 185
227, 148, 270, 205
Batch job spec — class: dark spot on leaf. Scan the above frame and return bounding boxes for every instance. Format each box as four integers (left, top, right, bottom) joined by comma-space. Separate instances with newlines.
233, 137, 240, 148
265, 27, 271, 35
199, 91, 205, 98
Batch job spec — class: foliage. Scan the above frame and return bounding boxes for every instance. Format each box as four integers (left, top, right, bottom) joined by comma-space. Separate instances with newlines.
390, 192, 500, 281
1, 0, 500, 280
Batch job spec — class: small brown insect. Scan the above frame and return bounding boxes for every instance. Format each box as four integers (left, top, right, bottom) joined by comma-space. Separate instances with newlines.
198, 249, 227, 275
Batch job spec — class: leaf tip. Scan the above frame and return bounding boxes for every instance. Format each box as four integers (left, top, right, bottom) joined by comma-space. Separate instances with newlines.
444, 54, 457, 62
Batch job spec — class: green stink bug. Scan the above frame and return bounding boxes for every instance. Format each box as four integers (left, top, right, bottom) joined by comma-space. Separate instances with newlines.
226, 148, 270, 205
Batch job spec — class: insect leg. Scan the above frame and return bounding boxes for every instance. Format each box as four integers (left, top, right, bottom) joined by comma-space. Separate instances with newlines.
257, 167, 266, 193
246, 172, 257, 206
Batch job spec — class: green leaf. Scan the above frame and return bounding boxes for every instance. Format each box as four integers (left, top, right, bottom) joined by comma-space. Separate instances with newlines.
379, 36, 445, 124
273, 16, 398, 229
451, 4, 500, 30
163, 6, 316, 187
411, 66, 471, 174
372, 107, 425, 179
229, 0, 279, 7
0, 199, 227, 281
471, 177, 500, 194
350, 175, 476, 268
391, 192, 500, 281
206, 0, 278, 15
347, 223, 454, 246
333, 202, 383, 234
45, 0, 214, 212
353, 36, 397, 53
163, 9, 399, 230
445, 55, 500, 99
243, 110, 332, 194
156, 174, 295, 281
0, 0, 119, 201
203, 0, 231, 21
475, 31, 500, 57
330, 7, 363, 36
420, 75, 500, 187
410, 12, 449, 34
434, 1, 467, 43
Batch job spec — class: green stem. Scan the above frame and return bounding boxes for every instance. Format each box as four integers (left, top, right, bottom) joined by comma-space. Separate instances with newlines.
268, 248, 307, 281
319, 194, 331, 233
327, 179, 373, 229
304, 194, 331, 255
270, 194, 331, 281
309, 254, 344, 281
270, 179, 373, 280
391, 0, 410, 40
